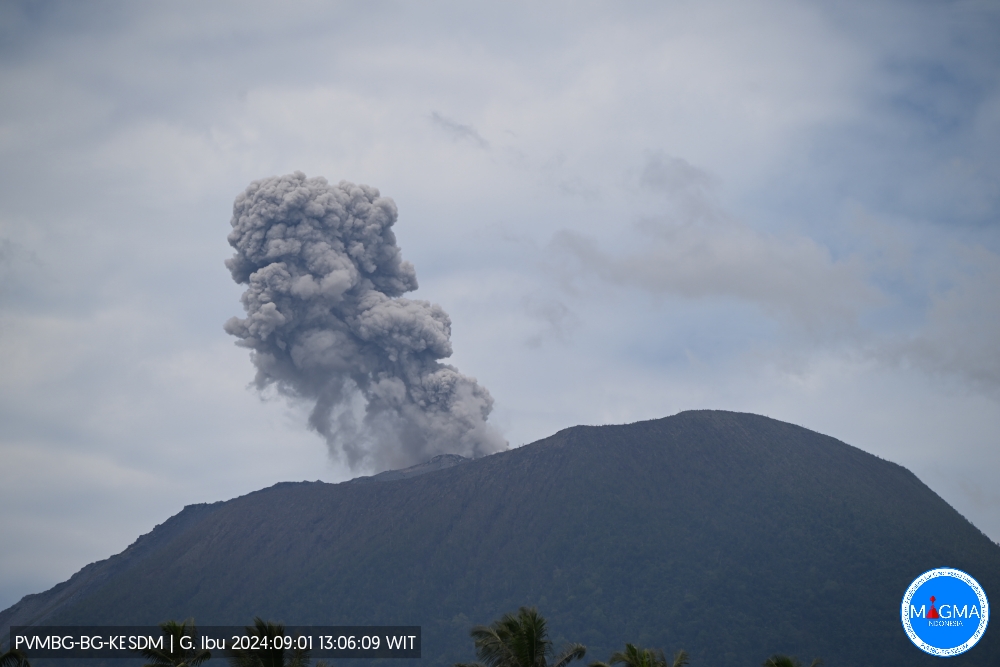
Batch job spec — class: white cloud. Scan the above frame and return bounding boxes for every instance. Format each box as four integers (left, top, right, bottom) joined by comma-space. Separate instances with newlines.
885, 244, 1000, 392
549, 151, 881, 336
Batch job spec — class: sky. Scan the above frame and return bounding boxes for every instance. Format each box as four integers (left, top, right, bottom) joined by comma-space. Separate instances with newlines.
1, 0, 999, 611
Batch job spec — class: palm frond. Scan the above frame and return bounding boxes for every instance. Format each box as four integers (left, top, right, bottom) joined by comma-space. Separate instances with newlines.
551, 643, 586, 667
229, 617, 308, 667
0, 644, 30, 667
470, 624, 518, 667
460, 607, 585, 667
763, 656, 800, 667
141, 619, 209, 667
606, 643, 664, 667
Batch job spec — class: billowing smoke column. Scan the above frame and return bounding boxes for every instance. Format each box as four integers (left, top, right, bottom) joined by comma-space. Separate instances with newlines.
224, 172, 506, 470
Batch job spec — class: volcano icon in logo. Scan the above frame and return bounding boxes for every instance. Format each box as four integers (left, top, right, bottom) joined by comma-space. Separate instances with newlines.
902, 568, 989, 657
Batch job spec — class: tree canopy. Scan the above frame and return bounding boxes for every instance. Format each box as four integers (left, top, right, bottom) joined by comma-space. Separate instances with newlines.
140, 619, 211, 667
228, 617, 310, 667
456, 606, 586, 667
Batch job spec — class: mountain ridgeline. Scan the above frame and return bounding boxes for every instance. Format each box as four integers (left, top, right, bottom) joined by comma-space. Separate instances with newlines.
3, 411, 998, 666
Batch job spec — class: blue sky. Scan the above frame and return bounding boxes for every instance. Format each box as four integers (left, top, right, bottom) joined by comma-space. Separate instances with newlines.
2, 0, 999, 611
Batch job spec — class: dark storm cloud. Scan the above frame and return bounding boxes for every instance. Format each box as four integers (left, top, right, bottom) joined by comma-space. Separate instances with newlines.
224, 172, 506, 470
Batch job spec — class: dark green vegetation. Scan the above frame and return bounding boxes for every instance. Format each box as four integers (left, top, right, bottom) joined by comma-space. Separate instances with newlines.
0, 641, 30, 667
455, 606, 584, 667
2, 411, 999, 666
590, 642, 688, 667
228, 618, 309, 667
589, 642, 688, 667
140, 620, 210, 667
760, 656, 821, 667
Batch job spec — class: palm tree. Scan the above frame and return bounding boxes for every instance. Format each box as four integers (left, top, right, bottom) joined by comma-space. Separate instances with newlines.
0, 641, 30, 667
762, 655, 821, 667
140, 619, 211, 667
590, 643, 661, 667
229, 617, 309, 667
455, 606, 586, 667
590, 643, 688, 667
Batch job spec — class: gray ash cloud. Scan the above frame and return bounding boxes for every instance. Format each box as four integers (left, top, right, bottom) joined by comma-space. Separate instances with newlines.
224, 172, 506, 470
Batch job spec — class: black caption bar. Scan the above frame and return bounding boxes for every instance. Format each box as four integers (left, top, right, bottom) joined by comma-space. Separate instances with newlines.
10, 626, 421, 659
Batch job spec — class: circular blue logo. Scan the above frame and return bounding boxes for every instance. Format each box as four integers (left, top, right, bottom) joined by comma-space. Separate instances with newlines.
901, 568, 989, 657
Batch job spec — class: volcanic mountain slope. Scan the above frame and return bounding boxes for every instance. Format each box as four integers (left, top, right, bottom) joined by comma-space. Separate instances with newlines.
3, 411, 998, 667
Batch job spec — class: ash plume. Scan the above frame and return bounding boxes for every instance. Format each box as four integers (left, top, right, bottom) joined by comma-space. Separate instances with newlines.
224, 172, 506, 470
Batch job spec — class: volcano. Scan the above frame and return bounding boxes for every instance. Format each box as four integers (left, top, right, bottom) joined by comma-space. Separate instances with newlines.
3, 411, 998, 666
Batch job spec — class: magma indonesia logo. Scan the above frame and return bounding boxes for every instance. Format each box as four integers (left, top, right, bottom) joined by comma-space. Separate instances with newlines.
901, 568, 989, 657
